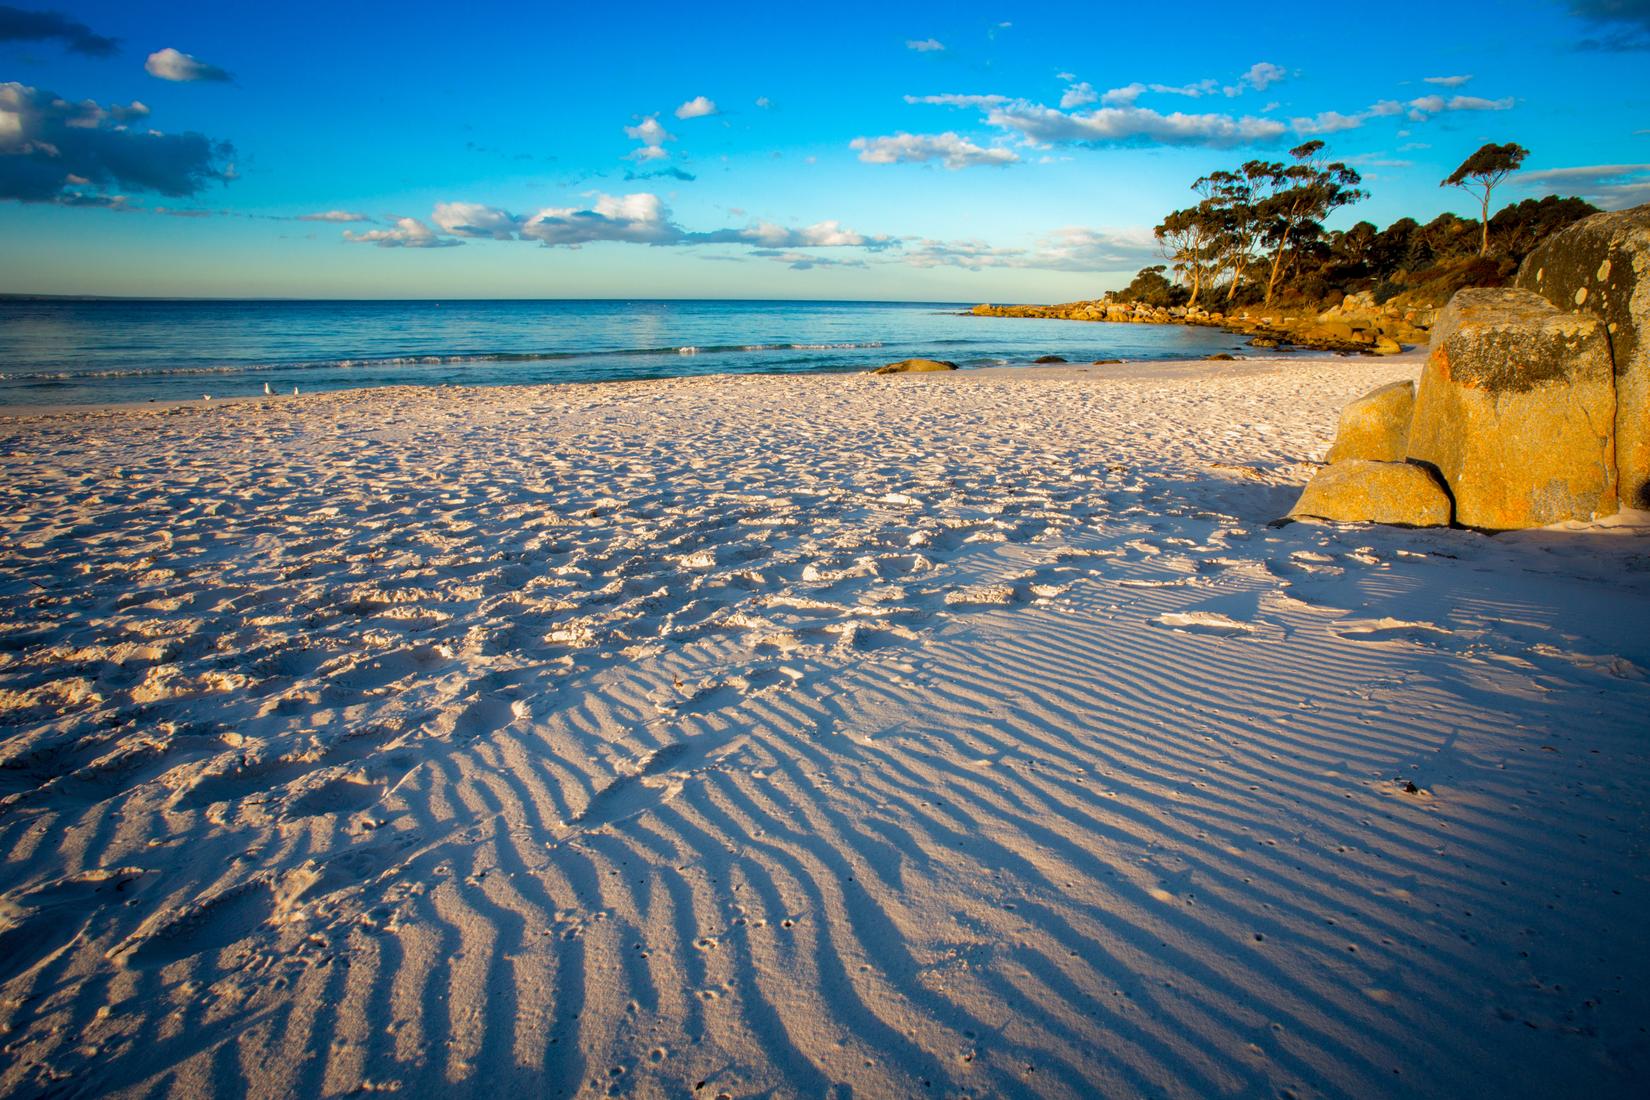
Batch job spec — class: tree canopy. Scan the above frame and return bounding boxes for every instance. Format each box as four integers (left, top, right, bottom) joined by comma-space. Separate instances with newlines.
1442, 142, 1530, 255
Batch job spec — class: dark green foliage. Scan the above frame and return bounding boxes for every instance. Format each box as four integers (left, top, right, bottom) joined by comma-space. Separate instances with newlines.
1108, 265, 1185, 307
1112, 140, 1598, 310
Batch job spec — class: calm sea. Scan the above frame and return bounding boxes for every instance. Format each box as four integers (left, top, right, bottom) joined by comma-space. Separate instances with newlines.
0, 298, 1254, 406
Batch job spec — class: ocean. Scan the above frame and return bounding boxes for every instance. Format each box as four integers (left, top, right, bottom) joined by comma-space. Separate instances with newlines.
0, 298, 1257, 406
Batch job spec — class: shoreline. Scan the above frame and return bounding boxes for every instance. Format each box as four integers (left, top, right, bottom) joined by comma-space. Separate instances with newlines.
0, 349, 1407, 419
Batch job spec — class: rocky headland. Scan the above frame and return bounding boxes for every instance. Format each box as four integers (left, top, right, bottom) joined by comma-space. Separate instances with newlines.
971, 294, 1430, 355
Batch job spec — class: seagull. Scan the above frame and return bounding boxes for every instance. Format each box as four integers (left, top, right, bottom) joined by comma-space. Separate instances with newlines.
203, 394, 212, 401
264, 382, 273, 395
292, 385, 300, 396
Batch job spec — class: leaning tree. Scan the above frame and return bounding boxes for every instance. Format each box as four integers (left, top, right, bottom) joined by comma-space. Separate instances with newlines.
1254, 141, 1366, 306
1155, 204, 1222, 307
1441, 142, 1530, 256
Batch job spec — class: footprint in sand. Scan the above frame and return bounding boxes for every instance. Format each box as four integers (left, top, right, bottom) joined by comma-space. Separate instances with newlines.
116, 879, 276, 968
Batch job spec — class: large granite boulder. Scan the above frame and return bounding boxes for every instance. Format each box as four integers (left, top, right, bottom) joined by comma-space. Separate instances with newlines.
1515, 204, 1650, 509
1407, 288, 1616, 530
1288, 460, 1452, 526
873, 358, 957, 374
1327, 380, 1414, 463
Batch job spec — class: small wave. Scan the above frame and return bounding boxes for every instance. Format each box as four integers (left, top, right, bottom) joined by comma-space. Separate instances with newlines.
0, 340, 895, 383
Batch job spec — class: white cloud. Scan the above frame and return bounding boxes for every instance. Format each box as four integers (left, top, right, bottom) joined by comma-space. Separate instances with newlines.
340, 193, 897, 258
522, 192, 679, 246
754, 96, 772, 109
909, 75, 1512, 149
1228, 62, 1286, 95
299, 210, 371, 223
851, 131, 1019, 169
1424, 74, 1473, 86
1405, 93, 1513, 120
343, 216, 458, 248
675, 95, 718, 119
144, 47, 232, 83
624, 114, 673, 160
906, 38, 945, 51
1059, 81, 1098, 109
987, 102, 1289, 147
1101, 83, 1146, 107
432, 201, 520, 239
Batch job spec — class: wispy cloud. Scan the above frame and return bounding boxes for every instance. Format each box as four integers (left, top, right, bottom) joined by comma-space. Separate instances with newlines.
747, 249, 867, 270
851, 131, 1018, 169
0, 5, 118, 55
674, 95, 718, 119
904, 93, 1012, 109
906, 38, 945, 51
299, 210, 371, 223
1569, 0, 1650, 49
902, 225, 1158, 271
907, 71, 1512, 150
343, 216, 460, 248
144, 47, 233, 83
0, 81, 233, 203
1517, 162, 1650, 209
625, 166, 697, 182
1424, 74, 1473, 86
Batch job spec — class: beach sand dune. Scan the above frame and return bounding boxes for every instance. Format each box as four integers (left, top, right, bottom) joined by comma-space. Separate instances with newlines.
2, 356, 1648, 1098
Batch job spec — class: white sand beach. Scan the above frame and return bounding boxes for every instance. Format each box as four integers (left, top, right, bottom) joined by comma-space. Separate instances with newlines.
2, 354, 1648, 1098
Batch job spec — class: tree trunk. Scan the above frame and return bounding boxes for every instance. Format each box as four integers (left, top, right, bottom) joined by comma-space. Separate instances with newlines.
1188, 268, 1201, 309
1264, 244, 1286, 305
1226, 256, 1245, 301
1479, 190, 1490, 256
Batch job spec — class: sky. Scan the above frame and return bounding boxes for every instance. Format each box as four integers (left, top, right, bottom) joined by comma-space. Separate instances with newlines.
2, 0, 1648, 301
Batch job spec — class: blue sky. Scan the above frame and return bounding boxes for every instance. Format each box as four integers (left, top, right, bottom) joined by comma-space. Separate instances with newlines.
2, 0, 1648, 300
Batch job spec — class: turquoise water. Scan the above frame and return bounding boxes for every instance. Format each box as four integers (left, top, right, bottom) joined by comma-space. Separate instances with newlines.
0, 298, 1254, 405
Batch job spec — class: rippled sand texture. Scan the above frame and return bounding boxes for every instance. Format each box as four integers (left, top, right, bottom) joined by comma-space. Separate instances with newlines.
2, 358, 1648, 1099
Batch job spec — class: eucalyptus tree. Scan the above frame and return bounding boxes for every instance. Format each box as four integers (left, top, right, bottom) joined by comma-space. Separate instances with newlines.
1255, 141, 1366, 305
1441, 142, 1531, 256
1155, 204, 1222, 307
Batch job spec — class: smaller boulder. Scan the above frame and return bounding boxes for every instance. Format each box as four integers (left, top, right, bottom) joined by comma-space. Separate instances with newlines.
1326, 380, 1414, 464
1372, 335, 1402, 356
1288, 460, 1452, 527
1032, 355, 1068, 364
873, 358, 957, 374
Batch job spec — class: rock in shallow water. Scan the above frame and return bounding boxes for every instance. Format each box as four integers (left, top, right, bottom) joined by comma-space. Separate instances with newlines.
872, 358, 957, 374
1406, 287, 1616, 530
